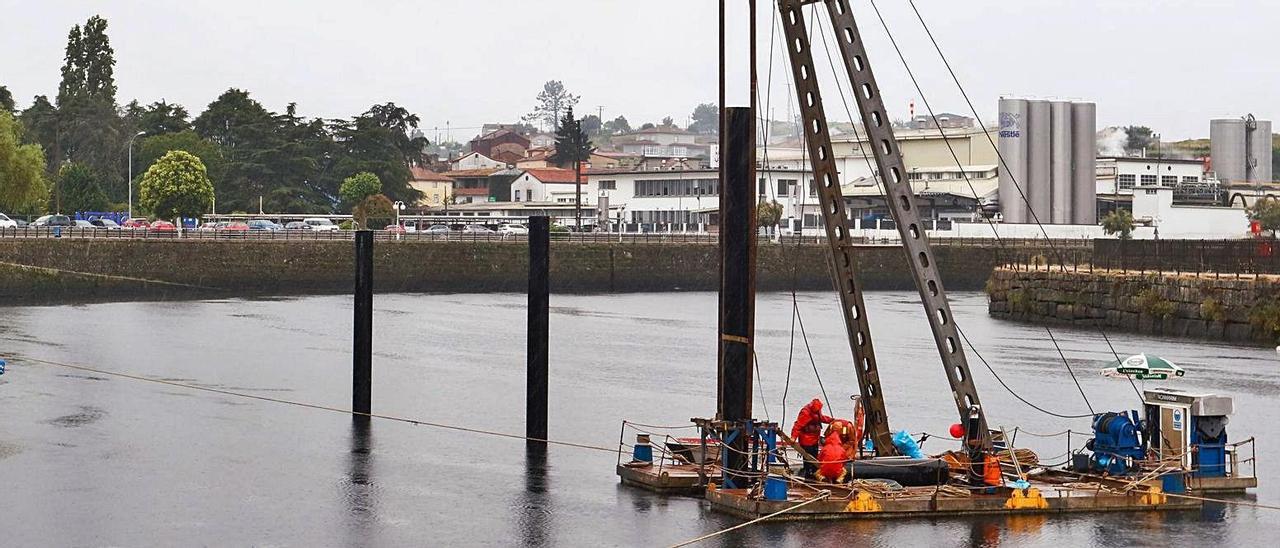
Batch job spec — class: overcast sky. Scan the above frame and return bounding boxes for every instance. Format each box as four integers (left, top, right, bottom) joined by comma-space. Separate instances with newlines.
1, 0, 1274, 141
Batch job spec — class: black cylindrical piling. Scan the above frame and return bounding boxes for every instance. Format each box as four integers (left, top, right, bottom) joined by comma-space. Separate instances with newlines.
526, 216, 550, 444
718, 107, 757, 484
353, 230, 373, 418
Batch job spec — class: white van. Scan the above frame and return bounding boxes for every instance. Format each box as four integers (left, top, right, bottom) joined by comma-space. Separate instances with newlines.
304, 218, 340, 231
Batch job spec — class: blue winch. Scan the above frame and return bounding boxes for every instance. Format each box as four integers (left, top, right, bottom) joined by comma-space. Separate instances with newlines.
1073, 411, 1146, 475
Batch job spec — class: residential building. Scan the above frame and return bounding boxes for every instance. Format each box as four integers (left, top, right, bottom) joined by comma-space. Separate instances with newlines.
408, 167, 454, 207
509, 168, 587, 204
469, 128, 530, 163
451, 151, 505, 171
611, 126, 713, 160
443, 168, 500, 204
529, 132, 556, 149
587, 167, 813, 226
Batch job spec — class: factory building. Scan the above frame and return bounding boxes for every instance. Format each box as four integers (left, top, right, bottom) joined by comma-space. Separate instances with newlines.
997, 98, 1096, 225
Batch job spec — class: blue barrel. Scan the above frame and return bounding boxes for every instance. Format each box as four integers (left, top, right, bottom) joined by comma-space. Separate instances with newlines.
764, 475, 789, 501
1161, 471, 1187, 494
632, 433, 653, 463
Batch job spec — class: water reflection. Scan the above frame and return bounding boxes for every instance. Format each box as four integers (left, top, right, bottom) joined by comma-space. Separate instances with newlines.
344, 418, 376, 545
519, 443, 552, 547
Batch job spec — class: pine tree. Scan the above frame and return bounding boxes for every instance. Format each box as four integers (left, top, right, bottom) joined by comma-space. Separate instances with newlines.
550, 106, 593, 229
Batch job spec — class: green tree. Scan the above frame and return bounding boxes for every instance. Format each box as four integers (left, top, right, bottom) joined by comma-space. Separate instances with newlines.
757, 200, 783, 227
0, 85, 14, 113
523, 80, 580, 131
639, 122, 656, 130
661, 116, 675, 128
139, 150, 214, 220
340, 171, 382, 207
192, 90, 333, 213
550, 106, 593, 229
603, 115, 631, 135
1248, 198, 1280, 238
57, 162, 110, 213
328, 105, 423, 204
1102, 209, 1135, 240
353, 193, 394, 230
580, 114, 601, 136
135, 100, 190, 135
46, 16, 126, 199
688, 103, 718, 134
58, 15, 116, 106
137, 130, 225, 185
1124, 126, 1154, 155
0, 111, 49, 213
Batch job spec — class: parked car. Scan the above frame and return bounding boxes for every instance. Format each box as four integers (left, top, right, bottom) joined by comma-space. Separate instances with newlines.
384, 224, 406, 234
462, 224, 495, 234
149, 220, 177, 232
14, 219, 28, 228
73, 220, 96, 229
90, 219, 122, 229
0, 213, 16, 228
33, 215, 73, 227
284, 221, 310, 230
123, 218, 151, 229
424, 224, 452, 234
304, 218, 339, 231
498, 223, 529, 235
247, 220, 282, 231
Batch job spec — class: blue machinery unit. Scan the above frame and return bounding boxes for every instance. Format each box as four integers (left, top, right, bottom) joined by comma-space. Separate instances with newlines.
1074, 411, 1146, 475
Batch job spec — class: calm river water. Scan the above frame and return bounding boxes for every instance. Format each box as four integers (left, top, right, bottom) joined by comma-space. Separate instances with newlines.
1, 291, 1278, 546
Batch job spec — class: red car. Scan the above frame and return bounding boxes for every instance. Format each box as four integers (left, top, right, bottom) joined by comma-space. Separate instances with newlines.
123, 218, 150, 229
149, 220, 177, 232
384, 224, 406, 234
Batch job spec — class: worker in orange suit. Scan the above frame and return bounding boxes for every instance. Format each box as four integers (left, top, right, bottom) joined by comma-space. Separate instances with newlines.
791, 398, 833, 478
815, 430, 849, 483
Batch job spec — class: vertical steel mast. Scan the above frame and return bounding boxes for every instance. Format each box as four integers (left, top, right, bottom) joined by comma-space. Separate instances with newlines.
775, 0, 896, 455
778, 0, 992, 452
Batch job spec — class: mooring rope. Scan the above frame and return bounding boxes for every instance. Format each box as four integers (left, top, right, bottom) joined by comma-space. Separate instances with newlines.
667, 490, 831, 548
21, 356, 1280, 520
20, 357, 622, 454
0, 260, 221, 291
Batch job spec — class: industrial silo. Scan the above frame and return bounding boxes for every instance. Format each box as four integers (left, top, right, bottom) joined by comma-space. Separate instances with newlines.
1050, 101, 1074, 224
997, 98, 1029, 223
1071, 102, 1097, 224
1251, 119, 1273, 185
1211, 118, 1247, 183
1026, 100, 1052, 223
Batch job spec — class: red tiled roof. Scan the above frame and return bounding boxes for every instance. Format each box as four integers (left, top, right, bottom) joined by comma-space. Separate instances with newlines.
521, 167, 577, 184
410, 166, 454, 182
444, 168, 500, 178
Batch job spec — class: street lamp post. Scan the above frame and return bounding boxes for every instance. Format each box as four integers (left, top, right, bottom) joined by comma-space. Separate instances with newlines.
127, 131, 145, 220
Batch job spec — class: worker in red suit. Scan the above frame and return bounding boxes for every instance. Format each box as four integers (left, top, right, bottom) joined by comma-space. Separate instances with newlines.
815, 430, 849, 483
791, 398, 833, 478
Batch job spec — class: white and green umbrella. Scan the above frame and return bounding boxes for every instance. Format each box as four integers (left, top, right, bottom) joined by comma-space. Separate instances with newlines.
1102, 354, 1185, 380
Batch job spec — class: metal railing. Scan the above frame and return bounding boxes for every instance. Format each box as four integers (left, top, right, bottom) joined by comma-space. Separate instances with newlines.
0, 226, 1103, 248
1092, 239, 1280, 276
